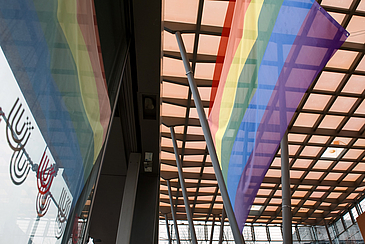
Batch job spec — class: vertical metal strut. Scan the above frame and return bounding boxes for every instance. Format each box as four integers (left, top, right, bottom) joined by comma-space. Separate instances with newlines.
175, 31, 244, 244
324, 220, 333, 244
219, 208, 226, 244
209, 216, 216, 244
281, 132, 292, 244
167, 180, 181, 244
170, 126, 198, 244
165, 214, 172, 244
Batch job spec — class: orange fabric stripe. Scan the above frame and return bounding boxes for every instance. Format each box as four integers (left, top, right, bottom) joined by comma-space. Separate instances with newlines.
208, 0, 252, 144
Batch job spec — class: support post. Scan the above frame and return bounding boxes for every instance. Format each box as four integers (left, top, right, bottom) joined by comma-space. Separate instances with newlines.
324, 220, 333, 244
219, 208, 226, 244
280, 132, 292, 244
167, 180, 181, 244
165, 214, 172, 244
170, 126, 198, 244
175, 31, 244, 244
209, 216, 216, 244
295, 225, 301, 242
115, 153, 141, 244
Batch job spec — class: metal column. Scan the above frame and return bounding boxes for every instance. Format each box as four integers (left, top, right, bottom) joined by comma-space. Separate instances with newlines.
167, 180, 181, 244
170, 126, 198, 244
219, 209, 226, 244
175, 31, 244, 244
281, 132, 292, 244
115, 153, 141, 244
209, 216, 216, 244
165, 214, 172, 244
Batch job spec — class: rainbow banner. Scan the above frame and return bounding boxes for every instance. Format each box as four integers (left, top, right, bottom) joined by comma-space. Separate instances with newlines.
0, 0, 110, 242
208, 0, 348, 231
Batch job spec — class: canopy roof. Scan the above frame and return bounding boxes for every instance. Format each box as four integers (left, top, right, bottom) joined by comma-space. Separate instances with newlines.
160, 0, 365, 226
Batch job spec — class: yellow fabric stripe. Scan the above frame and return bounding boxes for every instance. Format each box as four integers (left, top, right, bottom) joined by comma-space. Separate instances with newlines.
215, 0, 264, 165
57, 0, 104, 162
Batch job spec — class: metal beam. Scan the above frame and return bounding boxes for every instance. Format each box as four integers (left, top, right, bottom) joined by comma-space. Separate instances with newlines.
164, 21, 223, 36
170, 126, 198, 244
175, 31, 244, 244
281, 132, 292, 244
115, 153, 141, 244
167, 180, 181, 244
163, 75, 212, 87
174, 0, 204, 219
205, 186, 219, 222
192, 150, 208, 216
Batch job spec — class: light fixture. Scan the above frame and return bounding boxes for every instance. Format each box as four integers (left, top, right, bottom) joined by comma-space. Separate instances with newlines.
321, 140, 344, 159
249, 205, 264, 215
251, 205, 263, 211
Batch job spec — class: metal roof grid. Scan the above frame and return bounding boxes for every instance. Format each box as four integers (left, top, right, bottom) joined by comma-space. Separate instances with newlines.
160, 0, 365, 227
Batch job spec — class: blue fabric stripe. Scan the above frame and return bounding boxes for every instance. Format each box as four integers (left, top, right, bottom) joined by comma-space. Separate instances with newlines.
226, 0, 314, 206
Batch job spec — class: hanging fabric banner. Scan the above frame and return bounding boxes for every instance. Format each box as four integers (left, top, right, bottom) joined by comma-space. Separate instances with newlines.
208, 0, 348, 231
0, 0, 110, 243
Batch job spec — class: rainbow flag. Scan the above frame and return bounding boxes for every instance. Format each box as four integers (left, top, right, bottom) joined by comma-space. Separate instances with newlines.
0, 0, 110, 200
208, 0, 348, 231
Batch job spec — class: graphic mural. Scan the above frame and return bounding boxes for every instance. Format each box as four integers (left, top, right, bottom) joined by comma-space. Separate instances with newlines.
0, 0, 111, 242
0, 48, 73, 243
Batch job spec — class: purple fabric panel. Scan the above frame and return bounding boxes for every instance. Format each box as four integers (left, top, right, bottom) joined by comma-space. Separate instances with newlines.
233, 2, 348, 231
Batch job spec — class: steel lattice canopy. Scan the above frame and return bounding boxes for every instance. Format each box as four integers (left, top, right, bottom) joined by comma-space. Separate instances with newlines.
160, 0, 365, 226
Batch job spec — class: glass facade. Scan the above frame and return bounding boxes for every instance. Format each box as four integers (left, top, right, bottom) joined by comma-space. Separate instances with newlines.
159, 221, 364, 243
159, 197, 365, 244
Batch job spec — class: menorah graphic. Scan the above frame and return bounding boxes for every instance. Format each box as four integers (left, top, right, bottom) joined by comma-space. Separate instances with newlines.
1, 99, 34, 184
36, 149, 56, 217
37, 150, 56, 194
1, 98, 72, 240
36, 191, 52, 217
9, 149, 31, 185
6, 98, 34, 151
55, 188, 71, 239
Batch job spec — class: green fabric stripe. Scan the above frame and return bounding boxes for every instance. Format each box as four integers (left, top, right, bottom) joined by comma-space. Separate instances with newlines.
33, 0, 95, 179
221, 0, 284, 181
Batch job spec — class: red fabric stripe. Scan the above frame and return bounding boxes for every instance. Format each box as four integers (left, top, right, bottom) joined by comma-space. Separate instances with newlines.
209, 0, 236, 113
77, 0, 111, 143
91, 0, 107, 89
